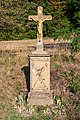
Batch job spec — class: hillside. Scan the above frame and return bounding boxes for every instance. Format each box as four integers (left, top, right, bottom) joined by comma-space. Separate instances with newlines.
0, 40, 80, 120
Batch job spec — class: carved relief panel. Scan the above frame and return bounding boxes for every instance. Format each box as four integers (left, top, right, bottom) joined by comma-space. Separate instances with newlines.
30, 57, 50, 92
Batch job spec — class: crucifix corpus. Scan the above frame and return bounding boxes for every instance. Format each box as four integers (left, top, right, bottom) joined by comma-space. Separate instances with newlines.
28, 6, 52, 52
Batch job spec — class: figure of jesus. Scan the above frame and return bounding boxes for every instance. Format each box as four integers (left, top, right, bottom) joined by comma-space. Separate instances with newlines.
28, 6, 52, 51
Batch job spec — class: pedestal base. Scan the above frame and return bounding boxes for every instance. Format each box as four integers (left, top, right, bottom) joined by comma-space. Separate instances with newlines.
28, 52, 53, 106
28, 91, 53, 106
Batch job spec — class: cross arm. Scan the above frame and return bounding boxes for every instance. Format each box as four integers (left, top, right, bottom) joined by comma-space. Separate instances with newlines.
28, 15, 38, 22
42, 15, 52, 22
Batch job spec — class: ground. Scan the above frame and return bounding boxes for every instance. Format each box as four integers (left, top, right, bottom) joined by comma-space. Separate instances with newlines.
0, 40, 80, 120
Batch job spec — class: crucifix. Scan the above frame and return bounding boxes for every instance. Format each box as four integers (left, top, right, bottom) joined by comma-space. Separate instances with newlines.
28, 6, 53, 105
28, 6, 52, 51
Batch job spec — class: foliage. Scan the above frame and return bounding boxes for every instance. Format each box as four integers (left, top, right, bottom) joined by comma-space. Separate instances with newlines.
71, 28, 80, 52
8, 109, 49, 120
64, 68, 80, 93
6, 110, 21, 120
53, 96, 66, 115
48, 0, 71, 39
55, 96, 66, 108
71, 35, 80, 52
0, 0, 37, 40
70, 79, 80, 93
69, 69, 80, 93
26, 115, 52, 120
0, 0, 24, 40
0, 0, 77, 40
0, 49, 80, 120
66, 0, 80, 28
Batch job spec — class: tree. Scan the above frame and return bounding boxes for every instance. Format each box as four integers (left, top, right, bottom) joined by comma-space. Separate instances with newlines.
66, 0, 80, 28
0, 0, 25, 40
43, 0, 71, 39
0, 0, 78, 40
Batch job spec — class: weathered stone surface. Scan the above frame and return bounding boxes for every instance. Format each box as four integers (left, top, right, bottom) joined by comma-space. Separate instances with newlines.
30, 55, 50, 91
28, 91, 53, 106
28, 6, 53, 106
28, 54, 53, 105
28, 6, 52, 51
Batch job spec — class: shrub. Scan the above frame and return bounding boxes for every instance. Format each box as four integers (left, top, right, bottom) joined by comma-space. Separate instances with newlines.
71, 28, 80, 53
70, 80, 80, 93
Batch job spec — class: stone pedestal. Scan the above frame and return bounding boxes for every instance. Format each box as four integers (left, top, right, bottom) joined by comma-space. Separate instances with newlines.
28, 53, 53, 106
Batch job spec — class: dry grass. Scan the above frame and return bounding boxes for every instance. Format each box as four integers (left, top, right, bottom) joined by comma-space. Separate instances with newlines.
0, 40, 80, 120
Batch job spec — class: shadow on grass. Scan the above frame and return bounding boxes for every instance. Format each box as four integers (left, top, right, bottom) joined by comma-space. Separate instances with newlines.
21, 65, 30, 100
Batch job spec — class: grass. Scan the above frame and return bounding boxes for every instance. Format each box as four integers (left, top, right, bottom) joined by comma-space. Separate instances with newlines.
6, 112, 53, 120
0, 48, 80, 120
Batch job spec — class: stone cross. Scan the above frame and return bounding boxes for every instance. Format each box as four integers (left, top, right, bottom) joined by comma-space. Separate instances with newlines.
28, 6, 52, 51
28, 6, 53, 106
